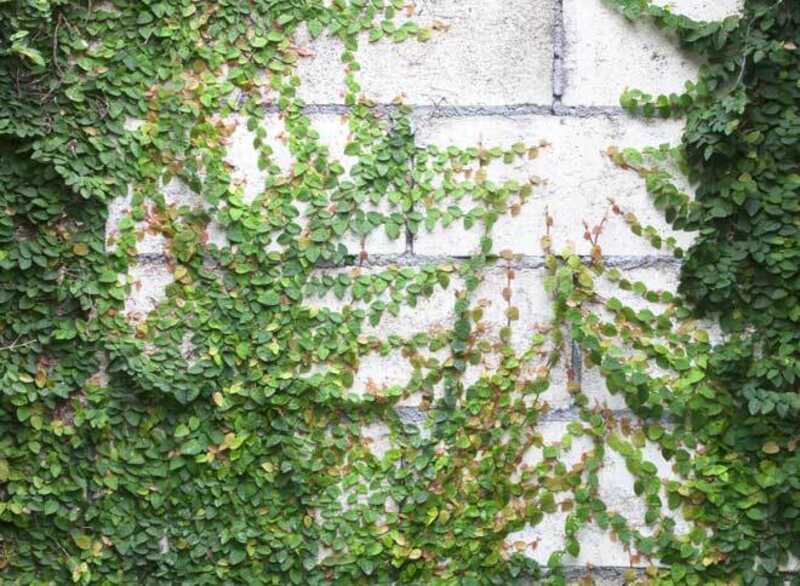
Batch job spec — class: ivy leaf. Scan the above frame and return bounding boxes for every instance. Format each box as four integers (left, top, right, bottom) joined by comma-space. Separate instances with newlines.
72, 533, 92, 550
257, 291, 280, 306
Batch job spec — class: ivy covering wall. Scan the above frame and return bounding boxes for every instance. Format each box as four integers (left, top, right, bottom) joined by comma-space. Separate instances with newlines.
0, 0, 798, 584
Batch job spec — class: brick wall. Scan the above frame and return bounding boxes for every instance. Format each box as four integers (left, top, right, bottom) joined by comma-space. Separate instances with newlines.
109, 1, 746, 581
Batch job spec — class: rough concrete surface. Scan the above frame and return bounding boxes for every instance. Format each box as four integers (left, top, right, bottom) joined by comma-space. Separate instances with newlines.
562, 0, 744, 107
294, 0, 555, 106
413, 113, 694, 257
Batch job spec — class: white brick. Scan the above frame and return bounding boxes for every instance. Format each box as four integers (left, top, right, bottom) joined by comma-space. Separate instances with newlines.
517, 420, 594, 472
506, 509, 634, 568
294, 0, 554, 106
123, 117, 144, 132
306, 266, 555, 347
597, 439, 690, 536
351, 350, 415, 400
414, 114, 694, 257
540, 355, 624, 412
580, 264, 724, 410
472, 267, 552, 349
106, 179, 226, 255
562, 0, 743, 107
655, 0, 744, 21
225, 113, 405, 255
223, 114, 290, 204
508, 421, 692, 567
223, 113, 360, 202
594, 265, 682, 309
124, 262, 173, 320
304, 266, 460, 339
784, 554, 800, 572
360, 422, 393, 459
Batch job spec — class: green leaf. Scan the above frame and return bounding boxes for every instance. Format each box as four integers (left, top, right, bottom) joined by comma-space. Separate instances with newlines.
72, 533, 92, 550
258, 291, 280, 306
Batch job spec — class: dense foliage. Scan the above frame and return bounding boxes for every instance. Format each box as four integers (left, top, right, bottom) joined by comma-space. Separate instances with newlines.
612, 0, 800, 582
0, 0, 798, 584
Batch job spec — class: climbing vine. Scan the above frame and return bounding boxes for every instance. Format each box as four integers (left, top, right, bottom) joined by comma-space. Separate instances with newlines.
0, 0, 798, 585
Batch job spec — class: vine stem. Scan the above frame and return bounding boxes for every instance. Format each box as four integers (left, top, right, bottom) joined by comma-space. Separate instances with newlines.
0, 337, 35, 351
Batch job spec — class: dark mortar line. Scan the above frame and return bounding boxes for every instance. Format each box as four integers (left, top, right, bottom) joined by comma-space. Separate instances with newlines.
404, 221, 415, 255
357, 253, 683, 270
551, 0, 566, 108
136, 253, 169, 264
395, 405, 675, 427
134, 253, 683, 270
556, 566, 799, 582
552, 104, 628, 117
535, 407, 643, 423
263, 103, 630, 119
571, 338, 583, 389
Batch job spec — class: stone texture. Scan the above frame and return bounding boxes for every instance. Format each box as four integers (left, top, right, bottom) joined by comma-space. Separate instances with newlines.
294, 0, 554, 106
306, 265, 554, 345
224, 112, 406, 255
360, 421, 393, 460
562, 0, 744, 107
124, 262, 173, 321
654, 0, 744, 21
106, 178, 227, 255
507, 420, 691, 568
413, 113, 694, 257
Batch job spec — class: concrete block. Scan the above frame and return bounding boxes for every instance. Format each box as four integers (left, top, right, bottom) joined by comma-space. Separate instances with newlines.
223, 113, 360, 200
538, 354, 625, 412
360, 421, 393, 460
562, 0, 744, 107
580, 365, 630, 412
224, 112, 405, 255
351, 350, 415, 400
594, 265, 682, 310
294, 0, 555, 106
304, 266, 461, 339
306, 266, 556, 351
223, 114, 291, 204
108, 113, 406, 258
123, 117, 144, 132
517, 420, 595, 472
580, 264, 724, 412
413, 113, 694, 257
506, 508, 635, 568
655, 0, 745, 21
784, 554, 800, 572
106, 179, 226, 255
124, 262, 173, 320
508, 420, 692, 568
596, 438, 690, 535
472, 267, 552, 349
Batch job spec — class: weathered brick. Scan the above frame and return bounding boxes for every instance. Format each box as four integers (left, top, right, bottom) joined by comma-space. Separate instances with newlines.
562, 0, 744, 107
226, 112, 406, 255
507, 420, 692, 567
294, 0, 554, 106
413, 113, 693, 257
124, 262, 173, 320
